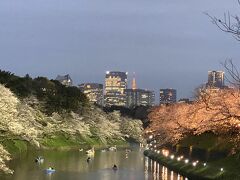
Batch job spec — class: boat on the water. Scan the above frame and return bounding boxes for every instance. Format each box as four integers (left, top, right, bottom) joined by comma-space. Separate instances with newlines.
35, 156, 44, 163
101, 149, 107, 152
87, 157, 91, 163
86, 147, 95, 155
45, 168, 56, 174
125, 149, 132, 153
109, 145, 117, 151
112, 164, 118, 171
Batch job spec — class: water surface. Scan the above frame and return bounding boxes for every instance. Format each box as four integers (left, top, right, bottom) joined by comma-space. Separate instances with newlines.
1, 147, 185, 180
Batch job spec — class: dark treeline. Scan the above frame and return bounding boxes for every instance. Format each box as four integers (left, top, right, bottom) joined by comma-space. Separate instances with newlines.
0, 70, 88, 115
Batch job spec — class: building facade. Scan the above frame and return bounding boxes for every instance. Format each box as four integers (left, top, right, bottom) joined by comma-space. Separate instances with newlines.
55, 74, 73, 86
104, 71, 128, 107
178, 98, 192, 104
159, 88, 177, 105
79, 83, 103, 106
125, 89, 155, 108
207, 71, 225, 89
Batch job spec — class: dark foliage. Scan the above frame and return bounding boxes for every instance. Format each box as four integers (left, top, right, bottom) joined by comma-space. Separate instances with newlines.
0, 70, 88, 114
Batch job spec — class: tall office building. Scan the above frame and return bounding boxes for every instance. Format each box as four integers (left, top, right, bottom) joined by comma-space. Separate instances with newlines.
104, 71, 128, 107
126, 74, 155, 107
126, 89, 155, 108
159, 89, 177, 105
79, 83, 103, 106
56, 74, 73, 86
207, 71, 225, 89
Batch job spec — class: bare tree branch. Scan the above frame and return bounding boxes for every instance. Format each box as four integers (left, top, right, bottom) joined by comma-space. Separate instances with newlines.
221, 59, 240, 88
204, 1, 240, 41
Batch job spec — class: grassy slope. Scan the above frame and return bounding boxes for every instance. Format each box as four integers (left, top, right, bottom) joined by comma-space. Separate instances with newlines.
40, 132, 129, 150
179, 132, 234, 152
0, 131, 129, 157
1, 139, 29, 155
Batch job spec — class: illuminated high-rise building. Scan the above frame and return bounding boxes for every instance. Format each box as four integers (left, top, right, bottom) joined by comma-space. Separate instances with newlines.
79, 83, 103, 106
207, 71, 225, 88
104, 71, 128, 107
159, 89, 177, 105
126, 89, 155, 108
126, 74, 155, 107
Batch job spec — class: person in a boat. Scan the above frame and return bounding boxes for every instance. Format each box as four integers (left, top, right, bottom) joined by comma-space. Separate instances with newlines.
35, 156, 41, 162
112, 164, 118, 170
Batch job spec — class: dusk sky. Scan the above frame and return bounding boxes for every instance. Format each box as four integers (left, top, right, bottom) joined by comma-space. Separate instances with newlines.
0, 0, 239, 99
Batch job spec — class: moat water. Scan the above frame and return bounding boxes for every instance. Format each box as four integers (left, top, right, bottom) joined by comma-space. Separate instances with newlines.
0, 147, 186, 180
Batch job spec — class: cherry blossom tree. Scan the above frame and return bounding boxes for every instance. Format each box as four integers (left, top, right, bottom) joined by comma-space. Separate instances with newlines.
146, 88, 240, 150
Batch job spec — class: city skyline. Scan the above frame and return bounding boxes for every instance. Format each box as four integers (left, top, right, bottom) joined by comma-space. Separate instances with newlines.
1, 0, 240, 179
55, 69, 225, 105
2, 68, 229, 103
1, 0, 240, 99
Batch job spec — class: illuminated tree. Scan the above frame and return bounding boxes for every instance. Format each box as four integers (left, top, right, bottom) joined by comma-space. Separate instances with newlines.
146, 88, 240, 150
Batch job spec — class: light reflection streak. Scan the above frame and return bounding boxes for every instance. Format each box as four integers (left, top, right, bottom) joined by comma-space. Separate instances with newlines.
150, 159, 153, 172
153, 161, 157, 180
165, 167, 168, 180
147, 158, 187, 180
144, 157, 149, 180
171, 171, 174, 180
157, 163, 160, 180
161, 166, 165, 180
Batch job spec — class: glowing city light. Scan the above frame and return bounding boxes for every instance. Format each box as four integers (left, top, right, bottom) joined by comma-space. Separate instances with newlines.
192, 162, 197, 167
203, 163, 207, 167
220, 168, 224, 172
170, 155, 175, 159
185, 159, 189, 164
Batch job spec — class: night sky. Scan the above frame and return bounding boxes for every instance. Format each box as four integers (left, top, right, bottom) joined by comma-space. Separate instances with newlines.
0, 0, 239, 100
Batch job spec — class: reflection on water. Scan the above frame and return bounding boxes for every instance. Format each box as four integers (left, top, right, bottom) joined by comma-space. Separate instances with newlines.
1, 147, 187, 180
145, 157, 187, 180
